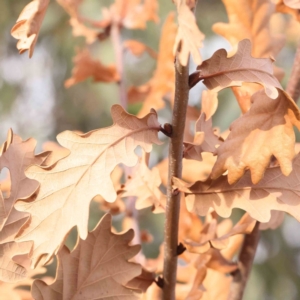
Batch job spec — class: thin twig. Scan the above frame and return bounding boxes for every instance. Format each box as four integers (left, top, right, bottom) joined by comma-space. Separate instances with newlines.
162, 56, 190, 300
287, 40, 300, 103
227, 221, 260, 300
111, 22, 127, 107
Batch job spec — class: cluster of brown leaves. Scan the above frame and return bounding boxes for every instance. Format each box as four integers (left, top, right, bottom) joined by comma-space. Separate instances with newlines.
8, 0, 300, 299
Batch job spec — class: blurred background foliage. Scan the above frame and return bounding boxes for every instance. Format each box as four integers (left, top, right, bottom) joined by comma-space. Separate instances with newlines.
1, 0, 300, 299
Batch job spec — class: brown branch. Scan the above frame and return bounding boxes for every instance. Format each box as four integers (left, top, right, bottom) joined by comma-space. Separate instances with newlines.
111, 22, 127, 108
162, 55, 190, 300
227, 221, 260, 300
287, 40, 300, 103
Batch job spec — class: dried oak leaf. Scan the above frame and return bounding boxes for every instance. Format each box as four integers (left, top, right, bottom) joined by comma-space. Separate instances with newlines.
212, 89, 300, 184
96, 0, 159, 30
121, 156, 166, 213
124, 40, 157, 59
185, 213, 256, 253
173, 150, 300, 222
11, 0, 50, 58
15, 105, 161, 266
0, 132, 49, 282
65, 48, 120, 88
0, 263, 47, 300
183, 113, 222, 161
56, 0, 99, 44
126, 268, 155, 293
213, 0, 285, 112
259, 211, 285, 230
32, 214, 141, 300
283, 0, 300, 9
189, 39, 282, 100
213, 0, 285, 59
157, 152, 217, 186
276, 0, 300, 21
173, 0, 204, 66
134, 13, 177, 116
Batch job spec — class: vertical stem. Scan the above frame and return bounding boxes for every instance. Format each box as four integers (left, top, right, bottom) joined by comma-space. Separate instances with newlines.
163, 56, 189, 300
287, 40, 300, 103
111, 22, 127, 108
228, 222, 260, 300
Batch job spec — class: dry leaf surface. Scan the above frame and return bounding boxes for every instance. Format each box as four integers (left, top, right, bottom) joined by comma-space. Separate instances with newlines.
284, 0, 300, 8
213, 0, 285, 112
32, 214, 141, 300
189, 39, 282, 100
133, 13, 177, 116
15, 105, 161, 266
174, 152, 300, 222
65, 48, 120, 88
211, 89, 300, 184
183, 113, 222, 161
11, 0, 50, 58
0, 132, 48, 282
173, 0, 204, 66
122, 156, 166, 213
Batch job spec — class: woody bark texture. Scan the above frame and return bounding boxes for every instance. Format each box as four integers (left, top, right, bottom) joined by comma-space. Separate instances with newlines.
162, 55, 189, 300
287, 40, 300, 103
228, 221, 260, 300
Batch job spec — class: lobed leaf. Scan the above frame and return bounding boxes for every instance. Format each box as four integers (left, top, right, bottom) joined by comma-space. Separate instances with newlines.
213, 0, 285, 112
0, 131, 48, 282
211, 89, 300, 184
121, 155, 166, 213
65, 48, 120, 88
11, 0, 50, 58
183, 113, 222, 161
15, 105, 161, 266
189, 39, 282, 99
173, 0, 204, 66
173, 151, 300, 222
32, 214, 141, 300
130, 13, 177, 116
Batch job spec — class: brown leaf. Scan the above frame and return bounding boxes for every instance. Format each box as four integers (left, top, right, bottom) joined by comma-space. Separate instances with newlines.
213, 0, 286, 112
93, 166, 125, 215
173, 0, 204, 66
124, 40, 158, 59
0, 131, 48, 282
65, 48, 120, 88
179, 194, 203, 243
173, 152, 300, 222
32, 214, 141, 299
185, 266, 206, 300
189, 39, 282, 100
185, 213, 256, 253
284, 0, 300, 9
201, 90, 219, 120
136, 13, 177, 116
41, 141, 70, 166
157, 153, 217, 186
276, 0, 300, 21
69, 17, 99, 44
11, 0, 50, 58
183, 113, 222, 161
126, 268, 155, 293
122, 155, 166, 213
0, 263, 47, 300
211, 89, 300, 184
96, 0, 159, 30
259, 211, 285, 230
15, 105, 161, 266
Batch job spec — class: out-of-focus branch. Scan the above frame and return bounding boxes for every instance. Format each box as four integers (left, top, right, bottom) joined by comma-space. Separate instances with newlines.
228, 221, 260, 300
111, 22, 127, 108
287, 40, 300, 103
